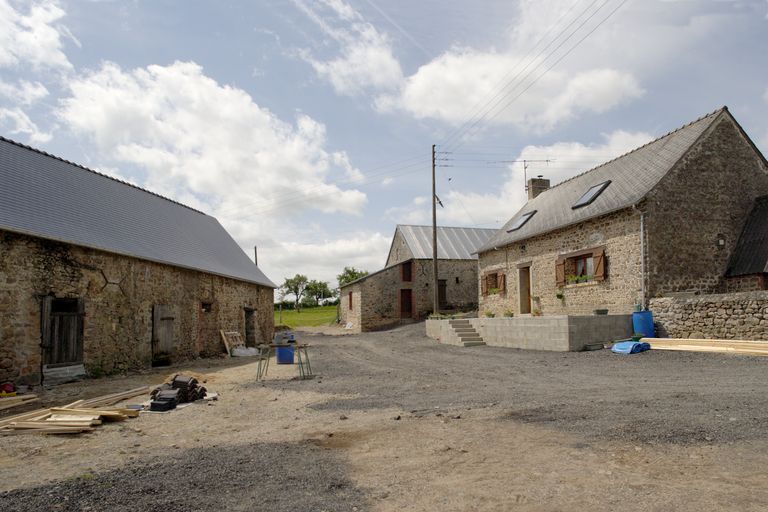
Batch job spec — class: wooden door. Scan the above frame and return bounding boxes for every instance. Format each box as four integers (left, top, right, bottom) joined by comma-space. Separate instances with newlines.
400, 289, 413, 318
438, 279, 447, 308
42, 298, 84, 366
152, 304, 175, 363
519, 267, 532, 314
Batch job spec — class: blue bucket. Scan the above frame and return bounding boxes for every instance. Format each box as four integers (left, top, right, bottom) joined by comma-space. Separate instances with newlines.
276, 345, 294, 364
632, 310, 654, 338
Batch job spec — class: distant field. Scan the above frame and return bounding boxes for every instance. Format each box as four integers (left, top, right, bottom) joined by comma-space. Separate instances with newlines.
274, 305, 338, 328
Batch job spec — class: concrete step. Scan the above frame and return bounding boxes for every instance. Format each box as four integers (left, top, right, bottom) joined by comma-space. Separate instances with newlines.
453, 328, 477, 334
449, 321, 471, 326
462, 341, 486, 347
458, 336, 483, 342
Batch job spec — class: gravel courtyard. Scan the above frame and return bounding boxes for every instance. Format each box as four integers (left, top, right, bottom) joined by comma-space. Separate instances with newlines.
2, 323, 768, 511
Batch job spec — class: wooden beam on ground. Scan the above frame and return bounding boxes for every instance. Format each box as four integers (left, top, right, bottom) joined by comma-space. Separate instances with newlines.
645, 337, 768, 356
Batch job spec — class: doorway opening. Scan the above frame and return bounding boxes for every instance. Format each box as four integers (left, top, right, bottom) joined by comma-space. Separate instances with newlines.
400, 289, 413, 318
152, 304, 175, 367
42, 297, 84, 367
519, 266, 532, 314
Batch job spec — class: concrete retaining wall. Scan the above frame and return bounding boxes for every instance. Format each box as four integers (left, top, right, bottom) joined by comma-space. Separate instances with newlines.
427, 315, 633, 351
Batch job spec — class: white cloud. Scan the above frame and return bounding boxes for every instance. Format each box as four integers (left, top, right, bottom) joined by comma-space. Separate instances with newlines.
0, 0, 72, 71
56, 60, 375, 284
377, 49, 643, 133
0, 79, 48, 105
387, 130, 654, 227
270, 231, 391, 286
0, 107, 51, 142
292, 0, 403, 95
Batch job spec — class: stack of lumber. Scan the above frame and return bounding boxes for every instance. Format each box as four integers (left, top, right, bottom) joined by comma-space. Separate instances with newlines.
0, 394, 39, 412
646, 338, 768, 356
0, 386, 148, 436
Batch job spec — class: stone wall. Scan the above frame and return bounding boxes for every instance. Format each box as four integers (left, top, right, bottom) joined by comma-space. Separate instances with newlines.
385, 229, 413, 266
339, 258, 479, 332
650, 291, 768, 340
0, 230, 274, 384
645, 114, 768, 295
478, 209, 643, 317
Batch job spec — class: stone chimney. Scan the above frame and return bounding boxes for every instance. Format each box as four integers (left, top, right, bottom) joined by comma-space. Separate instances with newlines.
527, 177, 550, 200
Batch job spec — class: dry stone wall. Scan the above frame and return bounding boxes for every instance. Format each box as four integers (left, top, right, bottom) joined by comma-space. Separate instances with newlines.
478, 209, 643, 317
650, 291, 768, 340
385, 230, 413, 266
0, 230, 274, 384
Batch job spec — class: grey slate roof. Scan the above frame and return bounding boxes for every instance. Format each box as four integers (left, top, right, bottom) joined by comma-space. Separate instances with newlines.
478, 108, 726, 253
0, 136, 275, 287
726, 195, 768, 277
396, 224, 497, 260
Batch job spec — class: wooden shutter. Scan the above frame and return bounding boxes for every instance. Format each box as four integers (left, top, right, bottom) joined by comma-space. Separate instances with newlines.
498, 273, 506, 294
481, 275, 488, 296
555, 258, 566, 287
593, 248, 606, 281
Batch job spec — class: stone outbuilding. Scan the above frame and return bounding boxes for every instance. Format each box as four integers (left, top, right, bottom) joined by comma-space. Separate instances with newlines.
0, 136, 276, 385
476, 107, 768, 325
339, 225, 495, 332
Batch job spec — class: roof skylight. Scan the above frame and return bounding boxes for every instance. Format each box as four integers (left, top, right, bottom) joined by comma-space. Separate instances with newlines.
572, 180, 611, 209
506, 210, 536, 232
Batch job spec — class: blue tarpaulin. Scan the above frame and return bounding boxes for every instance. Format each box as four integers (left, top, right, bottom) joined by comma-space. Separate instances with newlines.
612, 341, 651, 354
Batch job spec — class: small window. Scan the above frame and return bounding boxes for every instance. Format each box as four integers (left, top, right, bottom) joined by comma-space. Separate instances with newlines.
572, 180, 611, 209
401, 261, 412, 282
201, 302, 213, 313
556, 247, 606, 286
507, 210, 536, 232
348, 292, 353, 310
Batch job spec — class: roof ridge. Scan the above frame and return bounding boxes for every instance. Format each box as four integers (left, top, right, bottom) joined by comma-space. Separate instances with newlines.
396, 223, 497, 231
0, 135, 206, 215
536, 106, 728, 196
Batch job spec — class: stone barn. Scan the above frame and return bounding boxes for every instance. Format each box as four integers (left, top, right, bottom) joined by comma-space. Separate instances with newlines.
0, 136, 275, 385
339, 225, 495, 332
475, 107, 768, 339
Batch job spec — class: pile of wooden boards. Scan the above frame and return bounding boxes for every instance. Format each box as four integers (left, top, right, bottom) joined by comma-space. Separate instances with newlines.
0, 394, 39, 412
0, 386, 148, 436
645, 337, 768, 356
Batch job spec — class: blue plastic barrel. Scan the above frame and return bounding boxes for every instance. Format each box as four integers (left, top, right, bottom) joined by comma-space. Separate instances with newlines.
276, 345, 294, 364
632, 310, 654, 338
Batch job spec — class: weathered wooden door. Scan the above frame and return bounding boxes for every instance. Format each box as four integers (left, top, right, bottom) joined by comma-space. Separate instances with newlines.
400, 289, 413, 318
438, 279, 447, 309
152, 305, 175, 363
519, 266, 532, 314
42, 297, 84, 366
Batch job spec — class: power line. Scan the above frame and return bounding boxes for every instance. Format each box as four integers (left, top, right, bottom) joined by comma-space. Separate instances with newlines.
442, 0, 622, 152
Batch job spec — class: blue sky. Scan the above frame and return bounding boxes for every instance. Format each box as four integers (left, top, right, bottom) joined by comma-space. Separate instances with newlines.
1, 0, 767, 287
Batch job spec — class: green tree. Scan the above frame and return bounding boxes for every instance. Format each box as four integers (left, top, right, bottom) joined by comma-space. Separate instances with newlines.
305, 280, 335, 306
281, 274, 309, 311
337, 266, 369, 287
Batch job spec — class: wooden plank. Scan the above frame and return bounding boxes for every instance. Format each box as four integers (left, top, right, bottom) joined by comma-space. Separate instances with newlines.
0, 397, 39, 412
79, 387, 149, 408
1, 426, 93, 435
49, 408, 128, 420
0, 409, 51, 428
12, 421, 97, 429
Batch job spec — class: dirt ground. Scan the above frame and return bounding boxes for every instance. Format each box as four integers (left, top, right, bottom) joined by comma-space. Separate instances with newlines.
2, 323, 768, 511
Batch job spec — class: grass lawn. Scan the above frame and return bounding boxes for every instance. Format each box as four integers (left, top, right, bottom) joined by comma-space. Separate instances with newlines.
274, 305, 338, 328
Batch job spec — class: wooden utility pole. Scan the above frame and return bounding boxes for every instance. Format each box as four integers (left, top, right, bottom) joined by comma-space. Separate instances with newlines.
432, 144, 439, 316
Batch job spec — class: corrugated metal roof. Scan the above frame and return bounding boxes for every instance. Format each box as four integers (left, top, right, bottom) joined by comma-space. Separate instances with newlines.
478, 108, 726, 253
726, 195, 768, 277
0, 136, 276, 287
397, 224, 496, 260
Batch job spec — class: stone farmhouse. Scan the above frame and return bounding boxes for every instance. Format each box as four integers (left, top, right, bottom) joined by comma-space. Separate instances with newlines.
0, 137, 275, 385
476, 107, 768, 339
340, 225, 495, 332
